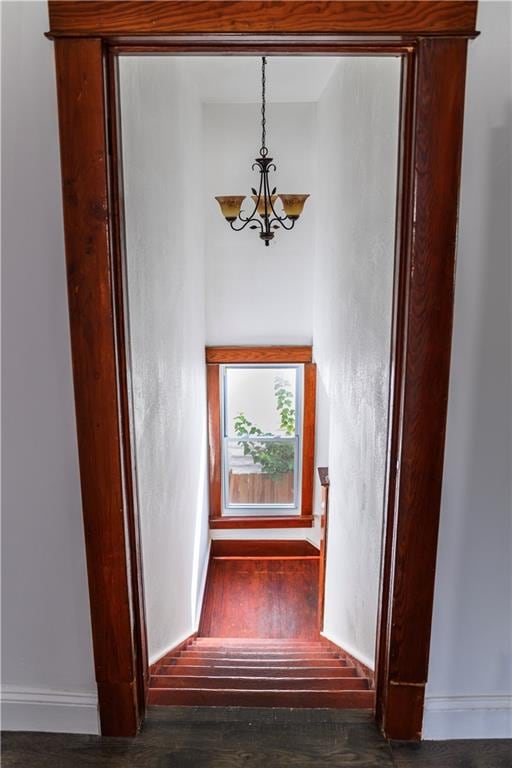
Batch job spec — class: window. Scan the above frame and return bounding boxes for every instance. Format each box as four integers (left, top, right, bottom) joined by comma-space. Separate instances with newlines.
222, 365, 302, 514
206, 346, 316, 529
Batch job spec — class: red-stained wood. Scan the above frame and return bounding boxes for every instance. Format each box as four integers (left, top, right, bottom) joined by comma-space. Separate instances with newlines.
153, 664, 359, 678
149, 675, 367, 690
105, 47, 149, 721
149, 632, 197, 669
322, 636, 375, 689
199, 550, 320, 640
211, 539, 318, 558
206, 364, 222, 519
148, 687, 373, 707
48, 0, 477, 739
375, 38, 470, 741
206, 345, 312, 364
53, 38, 140, 738
47, 2, 478, 37
317, 467, 330, 632
301, 363, 317, 516
210, 515, 314, 529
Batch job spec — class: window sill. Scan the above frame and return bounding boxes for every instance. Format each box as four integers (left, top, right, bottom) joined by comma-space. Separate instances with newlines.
209, 515, 314, 529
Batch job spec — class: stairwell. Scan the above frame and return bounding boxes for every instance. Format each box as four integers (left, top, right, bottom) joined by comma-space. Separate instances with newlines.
148, 540, 374, 708
149, 636, 373, 707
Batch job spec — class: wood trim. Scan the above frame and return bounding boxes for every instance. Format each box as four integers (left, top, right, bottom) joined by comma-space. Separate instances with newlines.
210, 515, 314, 529
317, 467, 329, 632
53, 38, 141, 737
47, 2, 478, 37
206, 349, 316, 528
374, 38, 469, 741
149, 633, 197, 672
301, 363, 316, 516
322, 636, 375, 689
105, 45, 149, 721
206, 346, 312, 364
48, 2, 476, 740
206, 364, 222, 519
211, 540, 319, 557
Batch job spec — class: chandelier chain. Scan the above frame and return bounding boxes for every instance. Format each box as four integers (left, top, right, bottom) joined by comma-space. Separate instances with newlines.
260, 56, 267, 156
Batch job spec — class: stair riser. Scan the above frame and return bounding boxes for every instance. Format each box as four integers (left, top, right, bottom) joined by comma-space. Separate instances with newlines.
167, 657, 346, 668
148, 689, 374, 708
150, 676, 369, 690
153, 665, 358, 678
193, 641, 327, 648
180, 650, 339, 659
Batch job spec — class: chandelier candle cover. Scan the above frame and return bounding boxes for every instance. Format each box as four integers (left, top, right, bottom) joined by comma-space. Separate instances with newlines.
215, 57, 310, 246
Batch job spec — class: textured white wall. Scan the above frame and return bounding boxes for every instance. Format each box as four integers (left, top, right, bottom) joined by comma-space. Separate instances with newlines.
1, 1, 98, 733
423, 0, 512, 739
2, 0, 510, 740
313, 58, 400, 667
203, 102, 316, 346
119, 58, 210, 664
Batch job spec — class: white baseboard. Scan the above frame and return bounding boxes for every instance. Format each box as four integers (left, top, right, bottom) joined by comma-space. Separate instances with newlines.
423, 694, 512, 740
320, 629, 375, 672
1, 686, 99, 734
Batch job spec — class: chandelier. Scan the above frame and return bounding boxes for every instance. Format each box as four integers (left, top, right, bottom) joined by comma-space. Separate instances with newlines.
215, 57, 310, 246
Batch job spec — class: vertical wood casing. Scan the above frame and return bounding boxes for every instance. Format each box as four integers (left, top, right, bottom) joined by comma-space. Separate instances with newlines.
317, 468, 330, 631
104, 50, 150, 716
207, 363, 222, 519
53, 38, 140, 737
46, 1, 477, 740
301, 363, 317, 516
375, 37, 469, 740
206, 349, 316, 527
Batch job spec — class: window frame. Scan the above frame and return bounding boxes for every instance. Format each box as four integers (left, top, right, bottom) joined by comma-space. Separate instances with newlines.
206, 346, 316, 529
221, 363, 304, 515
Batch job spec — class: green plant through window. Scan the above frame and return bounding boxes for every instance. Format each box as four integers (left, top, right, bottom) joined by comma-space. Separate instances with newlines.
233, 377, 296, 480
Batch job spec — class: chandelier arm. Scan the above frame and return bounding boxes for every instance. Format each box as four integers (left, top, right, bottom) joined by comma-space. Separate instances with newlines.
229, 216, 263, 233
270, 216, 295, 231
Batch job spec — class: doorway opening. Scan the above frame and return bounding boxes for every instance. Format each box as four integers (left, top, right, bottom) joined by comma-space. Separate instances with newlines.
118, 54, 399, 711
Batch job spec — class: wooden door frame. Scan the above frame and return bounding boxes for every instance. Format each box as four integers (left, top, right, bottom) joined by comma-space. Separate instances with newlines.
46, 0, 478, 740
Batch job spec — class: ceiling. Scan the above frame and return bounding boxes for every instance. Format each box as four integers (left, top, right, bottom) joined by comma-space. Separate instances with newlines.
181, 56, 340, 103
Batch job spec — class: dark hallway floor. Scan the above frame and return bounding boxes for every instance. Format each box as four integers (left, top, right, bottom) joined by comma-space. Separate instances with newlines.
2, 708, 511, 767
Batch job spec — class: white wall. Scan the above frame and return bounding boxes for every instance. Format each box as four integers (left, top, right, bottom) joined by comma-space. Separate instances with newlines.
203, 102, 315, 346
2, 0, 510, 741
313, 58, 400, 668
119, 58, 210, 665
423, 0, 512, 739
1, 1, 98, 733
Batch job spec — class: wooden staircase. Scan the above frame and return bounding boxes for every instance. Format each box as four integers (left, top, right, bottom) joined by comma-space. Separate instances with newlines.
148, 637, 373, 707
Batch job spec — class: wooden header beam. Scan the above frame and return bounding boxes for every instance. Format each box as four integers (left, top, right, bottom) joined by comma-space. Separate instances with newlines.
47, 1, 478, 38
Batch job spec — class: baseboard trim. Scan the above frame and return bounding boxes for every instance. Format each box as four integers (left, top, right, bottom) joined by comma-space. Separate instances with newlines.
148, 630, 197, 668
423, 694, 512, 740
321, 630, 375, 674
1, 686, 99, 734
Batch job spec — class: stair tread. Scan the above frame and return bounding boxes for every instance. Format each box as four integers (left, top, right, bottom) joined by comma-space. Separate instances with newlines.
154, 665, 359, 677
150, 675, 369, 690
148, 688, 373, 708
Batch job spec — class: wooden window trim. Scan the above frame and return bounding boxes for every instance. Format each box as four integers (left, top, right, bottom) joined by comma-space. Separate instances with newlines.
47, 0, 478, 741
206, 347, 315, 529
206, 345, 312, 364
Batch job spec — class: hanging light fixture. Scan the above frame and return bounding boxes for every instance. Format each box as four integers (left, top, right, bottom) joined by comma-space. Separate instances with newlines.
215, 57, 310, 246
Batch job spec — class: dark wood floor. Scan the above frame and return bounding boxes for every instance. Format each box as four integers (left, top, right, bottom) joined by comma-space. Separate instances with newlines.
2, 708, 511, 767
